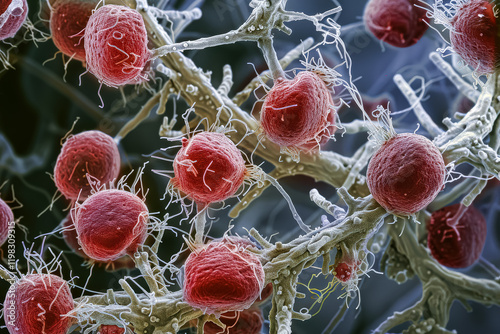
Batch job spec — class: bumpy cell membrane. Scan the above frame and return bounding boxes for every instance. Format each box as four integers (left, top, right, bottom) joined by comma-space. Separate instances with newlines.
75, 189, 148, 262
364, 0, 429, 48
54, 130, 121, 201
50, 0, 99, 62
427, 204, 487, 268
450, 0, 499, 74
183, 238, 265, 314
3, 274, 74, 334
0, 0, 28, 40
84, 4, 150, 87
172, 132, 247, 206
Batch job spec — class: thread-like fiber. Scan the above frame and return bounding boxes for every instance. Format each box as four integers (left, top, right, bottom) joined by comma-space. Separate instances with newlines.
54, 130, 121, 201
50, 0, 98, 62
367, 133, 446, 215
0, 198, 13, 246
364, 0, 429, 48
3, 274, 74, 334
0, 0, 28, 40
183, 238, 265, 314
84, 4, 149, 87
450, 0, 498, 74
172, 132, 246, 206
260, 71, 335, 149
427, 204, 487, 268
203, 308, 264, 334
75, 189, 148, 262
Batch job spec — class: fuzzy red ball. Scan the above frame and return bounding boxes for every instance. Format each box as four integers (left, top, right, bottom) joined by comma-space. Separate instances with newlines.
0, 0, 13, 15
334, 262, 355, 282
84, 4, 149, 87
367, 133, 446, 215
427, 204, 487, 268
172, 132, 246, 206
364, 0, 429, 48
62, 212, 135, 270
0, 198, 13, 246
203, 308, 264, 334
0, 0, 28, 40
3, 274, 74, 334
50, 0, 98, 62
260, 71, 336, 149
99, 325, 126, 334
54, 130, 121, 201
183, 238, 265, 314
450, 0, 499, 74
75, 189, 148, 262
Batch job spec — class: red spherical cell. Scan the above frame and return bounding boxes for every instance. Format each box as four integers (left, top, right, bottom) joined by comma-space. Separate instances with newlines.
203, 308, 264, 334
334, 262, 355, 282
75, 189, 148, 262
84, 4, 150, 87
0, 0, 28, 41
0, 198, 14, 246
450, 0, 498, 74
367, 133, 446, 215
62, 213, 87, 258
0, 0, 13, 15
364, 0, 429, 48
260, 71, 336, 149
99, 325, 126, 334
3, 274, 74, 334
50, 0, 98, 62
254, 282, 273, 305
54, 130, 121, 201
62, 213, 135, 270
183, 238, 265, 314
427, 204, 487, 268
172, 132, 247, 206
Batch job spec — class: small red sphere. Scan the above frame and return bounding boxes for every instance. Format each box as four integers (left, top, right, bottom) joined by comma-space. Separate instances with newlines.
364, 0, 429, 48
50, 0, 98, 62
450, 0, 498, 74
84, 4, 150, 87
75, 189, 148, 262
183, 238, 265, 314
0, 198, 14, 246
0, 0, 28, 41
427, 204, 487, 268
62, 212, 136, 270
54, 130, 121, 201
203, 308, 264, 334
172, 132, 247, 206
3, 274, 74, 334
367, 133, 446, 215
99, 325, 126, 334
260, 71, 336, 149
